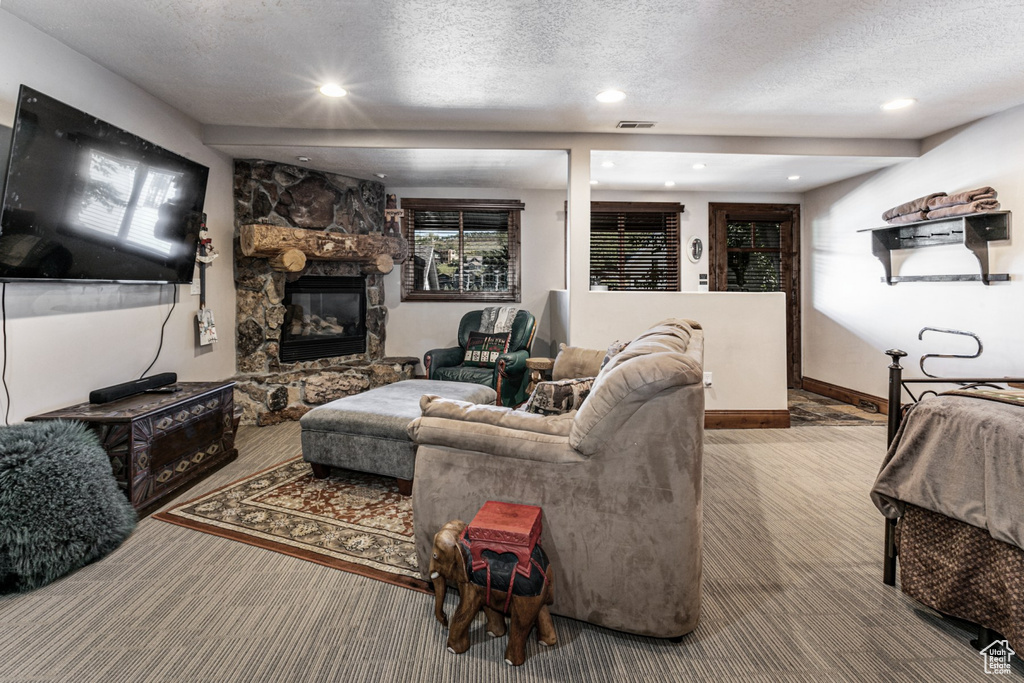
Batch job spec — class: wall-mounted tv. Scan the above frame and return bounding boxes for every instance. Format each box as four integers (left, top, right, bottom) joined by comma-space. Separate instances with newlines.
0, 85, 209, 283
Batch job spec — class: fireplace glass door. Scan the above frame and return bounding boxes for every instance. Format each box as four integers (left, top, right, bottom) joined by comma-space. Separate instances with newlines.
280, 276, 366, 362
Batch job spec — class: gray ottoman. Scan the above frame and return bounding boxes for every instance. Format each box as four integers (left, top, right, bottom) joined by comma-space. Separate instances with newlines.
299, 379, 497, 494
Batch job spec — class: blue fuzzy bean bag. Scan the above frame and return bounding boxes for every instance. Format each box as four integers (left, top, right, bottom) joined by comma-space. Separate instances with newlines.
0, 420, 136, 593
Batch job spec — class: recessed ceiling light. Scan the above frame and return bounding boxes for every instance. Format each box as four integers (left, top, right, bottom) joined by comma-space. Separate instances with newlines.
319, 83, 348, 97
881, 98, 915, 111
296, 156, 311, 163
373, 173, 387, 179
692, 163, 706, 170
596, 89, 626, 103
601, 161, 615, 168
664, 181, 675, 187
788, 175, 801, 180
590, 180, 599, 185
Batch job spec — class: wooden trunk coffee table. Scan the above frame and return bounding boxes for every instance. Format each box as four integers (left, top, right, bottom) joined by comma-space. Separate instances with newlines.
27, 381, 238, 516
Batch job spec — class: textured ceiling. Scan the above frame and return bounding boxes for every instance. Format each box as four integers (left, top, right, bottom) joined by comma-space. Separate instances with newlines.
6, 0, 1024, 139
5, 1, 1022, 191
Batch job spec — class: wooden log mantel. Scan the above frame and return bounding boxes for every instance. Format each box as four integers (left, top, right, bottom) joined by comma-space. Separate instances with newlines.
240, 223, 408, 274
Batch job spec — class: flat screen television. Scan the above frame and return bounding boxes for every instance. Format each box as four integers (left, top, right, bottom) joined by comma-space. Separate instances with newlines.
0, 85, 209, 283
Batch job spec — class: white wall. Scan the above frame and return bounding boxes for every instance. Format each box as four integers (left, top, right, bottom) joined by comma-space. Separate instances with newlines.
803, 103, 1024, 398
0, 12, 236, 422
569, 291, 788, 411
383, 187, 567, 363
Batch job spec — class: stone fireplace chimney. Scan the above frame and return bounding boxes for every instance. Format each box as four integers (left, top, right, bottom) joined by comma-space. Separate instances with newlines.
232, 160, 416, 425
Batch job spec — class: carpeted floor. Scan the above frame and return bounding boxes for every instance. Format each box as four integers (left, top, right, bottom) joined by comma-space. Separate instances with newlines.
1, 420, 1018, 682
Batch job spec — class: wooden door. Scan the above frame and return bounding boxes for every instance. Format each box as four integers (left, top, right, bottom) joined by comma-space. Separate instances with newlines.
708, 203, 801, 388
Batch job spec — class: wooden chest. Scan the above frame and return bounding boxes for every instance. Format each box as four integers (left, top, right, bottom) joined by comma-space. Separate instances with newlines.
27, 382, 238, 515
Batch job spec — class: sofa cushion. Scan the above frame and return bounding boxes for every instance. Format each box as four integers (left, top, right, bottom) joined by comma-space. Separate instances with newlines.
570, 318, 703, 455
462, 331, 511, 368
432, 365, 494, 386
523, 377, 596, 415
551, 344, 606, 381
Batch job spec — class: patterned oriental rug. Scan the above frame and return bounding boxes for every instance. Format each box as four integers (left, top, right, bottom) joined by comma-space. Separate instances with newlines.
154, 458, 430, 594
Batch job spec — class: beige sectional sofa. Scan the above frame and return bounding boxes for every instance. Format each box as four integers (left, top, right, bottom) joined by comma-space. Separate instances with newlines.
408, 318, 704, 638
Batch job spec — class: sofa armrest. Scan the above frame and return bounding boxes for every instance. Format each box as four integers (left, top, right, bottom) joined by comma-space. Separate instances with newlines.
419, 395, 573, 435
408, 396, 582, 464
423, 346, 463, 379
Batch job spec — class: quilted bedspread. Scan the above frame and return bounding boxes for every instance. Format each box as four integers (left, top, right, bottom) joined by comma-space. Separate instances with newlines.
871, 393, 1024, 551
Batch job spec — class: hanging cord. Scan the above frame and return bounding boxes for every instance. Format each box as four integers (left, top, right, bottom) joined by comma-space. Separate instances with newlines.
140, 284, 176, 379
2, 283, 9, 425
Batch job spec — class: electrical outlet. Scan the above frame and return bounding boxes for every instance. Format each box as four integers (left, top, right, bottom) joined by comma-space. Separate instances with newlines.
703, 371, 712, 387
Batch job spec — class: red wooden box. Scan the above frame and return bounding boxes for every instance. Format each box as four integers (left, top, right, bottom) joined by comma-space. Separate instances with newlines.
466, 500, 543, 578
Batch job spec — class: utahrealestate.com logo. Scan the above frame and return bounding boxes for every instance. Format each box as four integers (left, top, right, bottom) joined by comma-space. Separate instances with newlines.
980, 640, 1015, 675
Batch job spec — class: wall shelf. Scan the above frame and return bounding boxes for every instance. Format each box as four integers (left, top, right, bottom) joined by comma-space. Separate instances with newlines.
858, 211, 1011, 285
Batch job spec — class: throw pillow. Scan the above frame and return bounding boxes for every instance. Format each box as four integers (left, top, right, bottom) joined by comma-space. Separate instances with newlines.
551, 344, 606, 380
601, 339, 630, 369
523, 377, 596, 416
463, 331, 511, 368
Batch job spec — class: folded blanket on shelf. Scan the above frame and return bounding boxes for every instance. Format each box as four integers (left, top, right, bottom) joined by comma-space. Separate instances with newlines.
926, 199, 1000, 220
882, 192, 946, 221
926, 186, 997, 210
885, 210, 928, 225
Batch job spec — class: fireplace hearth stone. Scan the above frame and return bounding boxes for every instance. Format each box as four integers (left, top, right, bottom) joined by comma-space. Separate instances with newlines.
234, 357, 418, 426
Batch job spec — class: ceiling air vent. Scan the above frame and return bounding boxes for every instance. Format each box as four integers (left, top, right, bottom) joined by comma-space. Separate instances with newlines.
616, 121, 656, 129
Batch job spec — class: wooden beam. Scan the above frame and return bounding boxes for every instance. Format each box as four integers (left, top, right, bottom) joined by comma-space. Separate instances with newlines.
360, 253, 394, 274
268, 248, 306, 273
240, 223, 408, 264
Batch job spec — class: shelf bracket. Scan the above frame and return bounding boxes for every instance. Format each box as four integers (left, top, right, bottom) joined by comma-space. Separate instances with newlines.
963, 219, 992, 285
871, 231, 894, 285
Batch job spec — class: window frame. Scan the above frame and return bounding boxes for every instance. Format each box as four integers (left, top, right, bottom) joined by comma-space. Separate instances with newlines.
589, 201, 683, 292
400, 197, 524, 302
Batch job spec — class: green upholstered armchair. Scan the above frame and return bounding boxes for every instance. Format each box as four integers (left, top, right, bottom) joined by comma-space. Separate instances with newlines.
424, 309, 537, 406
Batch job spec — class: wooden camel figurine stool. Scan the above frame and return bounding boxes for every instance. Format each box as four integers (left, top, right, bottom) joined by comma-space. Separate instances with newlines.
429, 502, 556, 666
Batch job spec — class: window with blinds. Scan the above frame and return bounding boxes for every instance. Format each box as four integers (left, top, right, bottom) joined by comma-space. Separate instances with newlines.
724, 220, 783, 292
400, 198, 523, 302
590, 202, 682, 291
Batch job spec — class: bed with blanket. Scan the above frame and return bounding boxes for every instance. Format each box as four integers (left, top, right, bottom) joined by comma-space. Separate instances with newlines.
871, 355, 1024, 652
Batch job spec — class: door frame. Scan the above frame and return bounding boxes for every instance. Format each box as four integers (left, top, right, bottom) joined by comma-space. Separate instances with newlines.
708, 203, 801, 389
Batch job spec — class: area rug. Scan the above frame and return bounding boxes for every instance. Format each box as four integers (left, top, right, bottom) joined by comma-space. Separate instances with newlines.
154, 457, 430, 593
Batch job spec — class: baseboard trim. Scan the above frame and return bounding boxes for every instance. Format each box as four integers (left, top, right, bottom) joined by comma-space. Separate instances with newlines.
801, 377, 888, 415
704, 410, 791, 429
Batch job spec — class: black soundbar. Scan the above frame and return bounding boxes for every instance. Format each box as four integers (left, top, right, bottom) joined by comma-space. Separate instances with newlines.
89, 373, 178, 404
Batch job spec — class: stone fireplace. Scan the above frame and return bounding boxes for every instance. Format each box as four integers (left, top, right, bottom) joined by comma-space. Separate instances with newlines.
232, 160, 417, 425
